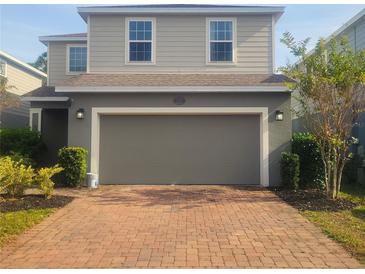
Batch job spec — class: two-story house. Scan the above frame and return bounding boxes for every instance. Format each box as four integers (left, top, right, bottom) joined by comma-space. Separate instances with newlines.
0, 50, 47, 128
23, 4, 292, 186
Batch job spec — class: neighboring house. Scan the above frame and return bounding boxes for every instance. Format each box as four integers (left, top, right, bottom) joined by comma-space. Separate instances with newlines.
23, 4, 292, 186
0, 50, 47, 128
292, 8, 365, 155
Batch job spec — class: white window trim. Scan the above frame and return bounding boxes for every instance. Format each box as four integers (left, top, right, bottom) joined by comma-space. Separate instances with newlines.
66, 44, 87, 75
0, 58, 7, 77
125, 17, 156, 65
90, 107, 269, 187
29, 108, 42, 132
206, 17, 237, 65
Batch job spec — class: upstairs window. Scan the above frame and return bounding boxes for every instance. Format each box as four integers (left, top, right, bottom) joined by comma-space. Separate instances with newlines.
208, 19, 235, 62
67, 45, 87, 73
127, 19, 154, 63
0, 58, 6, 77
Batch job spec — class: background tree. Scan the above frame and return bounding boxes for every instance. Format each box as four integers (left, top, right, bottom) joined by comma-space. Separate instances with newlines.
0, 75, 19, 111
281, 32, 365, 199
29, 52, 47, 73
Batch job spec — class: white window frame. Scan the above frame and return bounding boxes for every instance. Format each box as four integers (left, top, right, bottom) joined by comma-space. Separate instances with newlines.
125, 17, 156, 65
206, 17, 237, 65
0, 57, 7, 77
66, 44, 87, 75
29, 108, 42, 132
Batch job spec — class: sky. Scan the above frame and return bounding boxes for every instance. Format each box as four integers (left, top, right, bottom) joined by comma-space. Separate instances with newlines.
0, 3, 365, 70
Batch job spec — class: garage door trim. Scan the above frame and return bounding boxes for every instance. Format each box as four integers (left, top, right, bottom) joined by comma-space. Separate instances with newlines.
90, 107, 269, 186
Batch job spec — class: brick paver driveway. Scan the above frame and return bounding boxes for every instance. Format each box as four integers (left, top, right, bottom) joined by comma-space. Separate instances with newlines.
0, 186, 361, 268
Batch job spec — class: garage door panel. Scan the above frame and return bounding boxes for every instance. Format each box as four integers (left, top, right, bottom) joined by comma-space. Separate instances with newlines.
99, 115, 260, 185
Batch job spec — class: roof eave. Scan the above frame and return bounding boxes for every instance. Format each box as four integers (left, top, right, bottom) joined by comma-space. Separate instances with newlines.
21, 96, 70, 102
39, 36, 87, 45
77, 6, 285, 22
55, 85, 291, 93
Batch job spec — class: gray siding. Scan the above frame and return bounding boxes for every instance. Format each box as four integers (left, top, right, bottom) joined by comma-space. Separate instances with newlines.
48, 41, 86, 86
0, 102, 30, 129
89, 14, 273, 73
59, 92, 291, 186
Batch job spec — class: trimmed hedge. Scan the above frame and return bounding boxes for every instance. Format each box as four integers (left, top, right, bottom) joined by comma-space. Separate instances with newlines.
292, 132, 324, 189
0, 128, 45, 165
280, 152, 300, 190
58, 147, 87, 187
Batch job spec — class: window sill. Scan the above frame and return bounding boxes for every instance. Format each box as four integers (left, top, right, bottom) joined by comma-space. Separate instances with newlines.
206, 62, 237, 66
125, 61, 156, 66
66, 71, 87, 75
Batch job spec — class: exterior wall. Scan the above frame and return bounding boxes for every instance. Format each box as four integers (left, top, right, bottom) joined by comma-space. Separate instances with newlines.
88, 14, 273, 73
5, 60, 44, 96
48, 41, 87, 86
62, 92, 291, 186
0, 58, 44, 128
338, 16, 365, 51
0, 101, 30, 128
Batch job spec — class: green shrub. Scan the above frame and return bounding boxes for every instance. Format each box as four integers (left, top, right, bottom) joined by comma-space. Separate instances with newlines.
292, 132, 324, 189
58, 147, 87, 187
0, 128, 45, 165
280, 152, 300, 189
36, 165, 63, 199
7, 152, 35, 167
0, 156, 35, 197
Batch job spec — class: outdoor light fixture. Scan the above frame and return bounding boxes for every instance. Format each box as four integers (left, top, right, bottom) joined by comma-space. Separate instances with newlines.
76, 108, 85, 119
275, 110, 284, 121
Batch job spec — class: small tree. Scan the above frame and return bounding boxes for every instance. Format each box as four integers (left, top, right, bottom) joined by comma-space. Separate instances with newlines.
0, 76, 19, 111
281, 32, 365, 199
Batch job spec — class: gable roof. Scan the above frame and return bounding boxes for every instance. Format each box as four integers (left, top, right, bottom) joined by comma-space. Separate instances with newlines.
0, 50, 47, 78
77, 4, 284, 22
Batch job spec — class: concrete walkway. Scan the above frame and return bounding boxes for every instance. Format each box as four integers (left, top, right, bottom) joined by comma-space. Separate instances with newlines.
0, 186, 361, 268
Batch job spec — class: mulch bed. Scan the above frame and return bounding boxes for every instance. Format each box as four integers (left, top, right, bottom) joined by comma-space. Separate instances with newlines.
0, 195, 74, 213
272, 188, 358, 211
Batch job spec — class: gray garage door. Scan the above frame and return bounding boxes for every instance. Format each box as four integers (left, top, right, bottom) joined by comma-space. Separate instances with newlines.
99, 115, 260, 185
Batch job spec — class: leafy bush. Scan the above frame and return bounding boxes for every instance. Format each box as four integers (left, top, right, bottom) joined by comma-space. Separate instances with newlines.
0, 156, 35, 197
280, 152, 300, 189
292, 132, 324, 189
0, 128, 45, 165
36, 165, 63, 199
7, 152, 35, 167
58, 147, 87, 187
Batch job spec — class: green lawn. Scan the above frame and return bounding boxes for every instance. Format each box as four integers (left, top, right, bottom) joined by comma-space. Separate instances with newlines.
301, 184, 365, 264
0, 208, 55, 247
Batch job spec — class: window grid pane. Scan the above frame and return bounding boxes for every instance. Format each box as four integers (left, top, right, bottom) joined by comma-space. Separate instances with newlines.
210, 42, 232, 62
129, 42, 152, 61
209, 20, 233, 62
69, 47, 87, 72
129, 20, 153, 62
